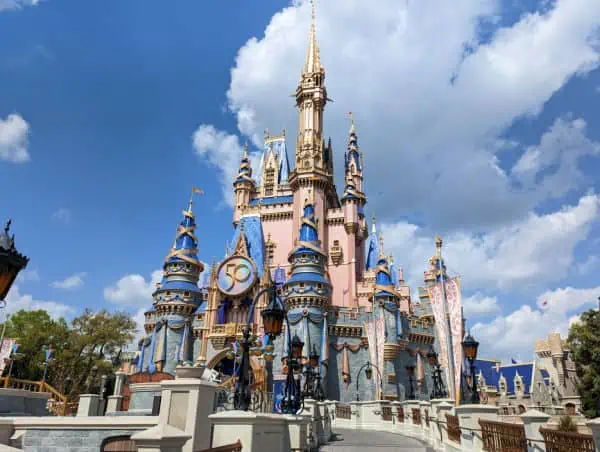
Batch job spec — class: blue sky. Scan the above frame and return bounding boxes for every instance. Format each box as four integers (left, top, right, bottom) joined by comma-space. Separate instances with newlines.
2, 0, 600, 361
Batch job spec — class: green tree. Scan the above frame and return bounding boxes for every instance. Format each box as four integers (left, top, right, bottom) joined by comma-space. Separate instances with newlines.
1, 308, 136, 398
567, 308, 600, 418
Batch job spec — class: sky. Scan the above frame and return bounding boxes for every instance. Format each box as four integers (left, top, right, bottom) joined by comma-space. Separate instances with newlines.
1, 0, 600, 363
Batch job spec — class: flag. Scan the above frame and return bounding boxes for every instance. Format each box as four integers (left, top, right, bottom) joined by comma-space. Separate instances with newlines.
192, 187, 204, 195
45, 348, 53, 362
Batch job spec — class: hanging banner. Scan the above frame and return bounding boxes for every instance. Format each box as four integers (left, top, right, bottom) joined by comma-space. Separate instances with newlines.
445, 277, 464, 404
427, 284, 453, 400
0, 338, 15, 376
364, 308, 386, 399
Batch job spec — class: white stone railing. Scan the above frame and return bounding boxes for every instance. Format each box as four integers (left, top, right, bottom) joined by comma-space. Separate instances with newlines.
327, 399, 600, 452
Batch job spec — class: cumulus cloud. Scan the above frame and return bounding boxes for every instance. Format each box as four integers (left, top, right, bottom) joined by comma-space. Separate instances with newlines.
50, 272, 86, 290
4, 285, 74, 319
0, 0, 40, 13
51, 208, 72, 224
382, 193, 600, 292
16, 269, 39, 283
188, 0, 600, 229
103, 270, 162, 307
0, 114, 30, 163
472, 285, 600, 361
192, 125, 244, 206
463, 293, 500, 318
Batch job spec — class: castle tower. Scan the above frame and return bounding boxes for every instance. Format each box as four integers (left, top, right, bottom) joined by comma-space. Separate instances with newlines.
283, 190, 331, 392
289, 1, 337, 241
143, 194, 205, 374
233, 143, 256, 226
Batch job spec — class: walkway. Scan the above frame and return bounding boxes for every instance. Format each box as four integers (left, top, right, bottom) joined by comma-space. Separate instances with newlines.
320, 428, 434, 451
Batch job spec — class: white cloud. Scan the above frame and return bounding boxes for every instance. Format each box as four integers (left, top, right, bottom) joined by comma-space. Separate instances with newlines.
4, 285, 74, 320
16, 269, 39, 283
0, 114, 30, 163
0, 0, 40, 12
382, 193, 600, 292
192, 125, 244, 206
512, 116, 600, 201
196, 0, 600, 229
577, 255, 599, 275
472, 285, 600, 361
463, 293, 500, 318
51, 208, 71, 223
103, 270, 162, 307
50, 272, 86, 290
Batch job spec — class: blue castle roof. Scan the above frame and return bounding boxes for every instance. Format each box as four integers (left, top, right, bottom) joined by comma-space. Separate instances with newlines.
257, 135, 291, 186
230, 215, 265, 276
365, 222, 380, 271
345, 122, 361, 172
474, 359, 534, 395
165, 206, 201, 267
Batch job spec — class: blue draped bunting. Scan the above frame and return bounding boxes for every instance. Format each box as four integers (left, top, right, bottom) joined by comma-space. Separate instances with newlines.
147, 327, 158, 373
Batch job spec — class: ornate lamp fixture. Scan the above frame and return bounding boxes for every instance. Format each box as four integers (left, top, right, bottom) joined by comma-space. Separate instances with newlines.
462, 332, 480, 404
355, 361, 382, 401
406, 364, 416, 400
426, 346, 447, 399
0, 220, 29, 302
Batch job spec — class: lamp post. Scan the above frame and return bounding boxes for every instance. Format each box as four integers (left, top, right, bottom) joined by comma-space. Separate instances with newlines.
406, 365, 415, 400
87, 365, 99, 394
426, 347, 447, 399
3, 343, 24, 386
355, 361, 382, 402
302, 347, 324, 401
462, 332, 480, 404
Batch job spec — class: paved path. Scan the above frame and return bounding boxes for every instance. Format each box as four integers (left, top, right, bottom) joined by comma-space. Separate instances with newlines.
320, 428, 434, 451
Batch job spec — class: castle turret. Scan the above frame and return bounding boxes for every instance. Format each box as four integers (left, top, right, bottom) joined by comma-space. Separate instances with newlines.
289, 1, 338, 241
143, 193, 205, 374
233, 144, 255, 226
283, 191, 331, 391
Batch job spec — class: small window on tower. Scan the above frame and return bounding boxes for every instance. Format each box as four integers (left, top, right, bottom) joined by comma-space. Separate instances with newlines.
264, 167, 275, 196
184, 291, 190, 297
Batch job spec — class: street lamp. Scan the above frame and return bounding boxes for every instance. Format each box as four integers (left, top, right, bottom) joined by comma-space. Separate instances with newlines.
356, 361, 382, 401
426, 347, 447, 399
3, 343, 24, 387
462, 332, 480, 404
406, 365, 415, 400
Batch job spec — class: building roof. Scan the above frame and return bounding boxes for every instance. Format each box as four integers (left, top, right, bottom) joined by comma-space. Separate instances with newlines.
230, 215, 265, 276
475, 359, 534, 395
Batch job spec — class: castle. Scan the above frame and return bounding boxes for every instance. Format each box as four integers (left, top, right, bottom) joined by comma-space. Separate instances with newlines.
132, 5, 453, 410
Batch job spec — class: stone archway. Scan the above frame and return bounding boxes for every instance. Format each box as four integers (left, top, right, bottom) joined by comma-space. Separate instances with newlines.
207, 348, 233, 370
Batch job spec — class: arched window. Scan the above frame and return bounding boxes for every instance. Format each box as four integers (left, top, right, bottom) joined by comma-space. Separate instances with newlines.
518, 405, 526, 414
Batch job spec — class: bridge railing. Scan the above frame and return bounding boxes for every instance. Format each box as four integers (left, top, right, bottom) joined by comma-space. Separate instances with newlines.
0, 376, 75, 416
326, 399, 600, 452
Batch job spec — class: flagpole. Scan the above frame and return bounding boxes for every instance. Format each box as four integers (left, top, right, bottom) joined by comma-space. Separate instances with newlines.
437, 237, 456, 404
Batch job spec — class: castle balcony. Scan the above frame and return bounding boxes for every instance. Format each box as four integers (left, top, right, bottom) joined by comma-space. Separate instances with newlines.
209, 323, 257, 350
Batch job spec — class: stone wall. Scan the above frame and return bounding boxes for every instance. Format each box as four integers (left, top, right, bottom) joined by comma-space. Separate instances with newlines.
22, 428, 138, 452
0, 389, 50, 417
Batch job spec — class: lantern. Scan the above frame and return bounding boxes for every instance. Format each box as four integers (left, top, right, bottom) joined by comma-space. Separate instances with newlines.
462, 332, 479, 362
261, 293, 285, 338
309, 348, 319, 368
291, 334, 304, 359
426, 347, 439, 367
365, 363, 373, 380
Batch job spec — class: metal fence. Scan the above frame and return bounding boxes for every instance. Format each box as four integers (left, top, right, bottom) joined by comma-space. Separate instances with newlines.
540, 428, 595, 452
412, 408, 422, 425
336, 404, 351, 420
446, 414, 461, 444
479, 419, 527, 452
382, 406, 393, 421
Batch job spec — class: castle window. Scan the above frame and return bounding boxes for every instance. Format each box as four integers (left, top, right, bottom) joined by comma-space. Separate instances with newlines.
166, 291, 171, 296
264, 167, 275, 196
317, 283, 322, 289
184, 291, 190, 297
265, 235, 276, 265
186, 263, 191, 269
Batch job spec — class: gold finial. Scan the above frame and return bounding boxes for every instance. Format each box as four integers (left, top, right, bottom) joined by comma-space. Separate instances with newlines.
379, 234, 385, 258
264, 128, 270, 141
348, 111, 355, 134
371, 214, 377, 234
242, 142, 248, 159
435, 235, 442, 256
282, 128, 286, 137
305, 0, 322, 73
225, 240, 230, 257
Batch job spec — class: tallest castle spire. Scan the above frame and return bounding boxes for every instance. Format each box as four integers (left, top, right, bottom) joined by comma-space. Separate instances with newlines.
305, 0, 321, 73
293, 0, 329, 176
